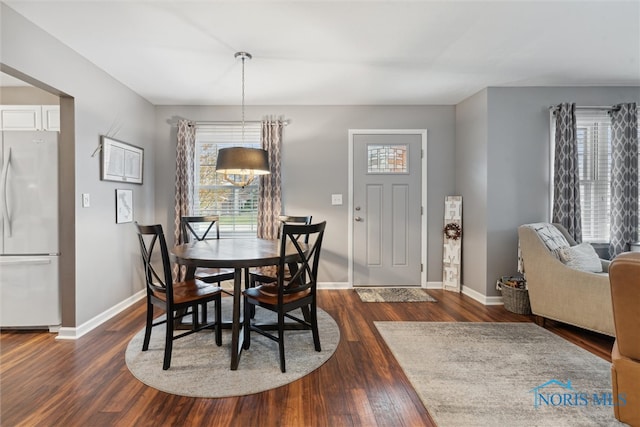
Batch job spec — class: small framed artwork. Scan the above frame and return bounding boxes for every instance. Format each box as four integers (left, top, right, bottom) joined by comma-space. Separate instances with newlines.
115, 189, 133, 224
101, 136, 144, 184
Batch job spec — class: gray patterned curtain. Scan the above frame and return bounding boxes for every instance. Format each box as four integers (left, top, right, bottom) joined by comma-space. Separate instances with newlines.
257, 119, 283, 239
552, 103, 582, 242
609, 103, 639, 258
173, 119, 196, 279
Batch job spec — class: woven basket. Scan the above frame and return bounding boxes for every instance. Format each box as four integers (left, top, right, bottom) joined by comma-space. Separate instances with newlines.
498, 278, 531, 315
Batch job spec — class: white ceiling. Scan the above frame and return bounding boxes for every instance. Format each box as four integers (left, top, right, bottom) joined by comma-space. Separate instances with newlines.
4, 1, 640, 105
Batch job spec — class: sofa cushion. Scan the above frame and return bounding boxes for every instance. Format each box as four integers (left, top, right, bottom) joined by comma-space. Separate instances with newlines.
526, 223, 570, 258
558, 242, 603, 273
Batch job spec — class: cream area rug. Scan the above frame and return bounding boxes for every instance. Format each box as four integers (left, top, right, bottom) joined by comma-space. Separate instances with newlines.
375, 322, 623, 427
125, 297, 340, 398
355, 287, 437, 303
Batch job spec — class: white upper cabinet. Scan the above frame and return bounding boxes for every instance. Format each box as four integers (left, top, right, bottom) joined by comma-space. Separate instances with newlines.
41, 105, 60, 131
0, 105, 60, 131
1, 105, 41, 130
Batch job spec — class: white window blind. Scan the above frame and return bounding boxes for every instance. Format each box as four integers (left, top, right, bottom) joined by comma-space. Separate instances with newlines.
194, 123, 262, 237
572, 110, 640, 243
576, 111, 612, 243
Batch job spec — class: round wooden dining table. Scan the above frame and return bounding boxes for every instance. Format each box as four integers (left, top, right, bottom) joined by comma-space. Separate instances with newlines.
171, 238, 304, 370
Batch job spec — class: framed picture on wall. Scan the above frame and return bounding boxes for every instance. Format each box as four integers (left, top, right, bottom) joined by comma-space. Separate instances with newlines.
101, 136, 144, 184
115, 189, 133, 224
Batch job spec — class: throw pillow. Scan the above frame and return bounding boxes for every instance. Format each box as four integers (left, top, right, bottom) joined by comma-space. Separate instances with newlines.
558, 243, 603, 273
527, 223, 571, 258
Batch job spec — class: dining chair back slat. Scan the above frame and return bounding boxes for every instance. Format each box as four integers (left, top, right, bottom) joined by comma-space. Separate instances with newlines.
180, 215, 221, 243
249, 215, 313, 290
278, 222, 325, 296
277, 215, 312, 243
137, 223, 172, 297
179, 216, 235, 292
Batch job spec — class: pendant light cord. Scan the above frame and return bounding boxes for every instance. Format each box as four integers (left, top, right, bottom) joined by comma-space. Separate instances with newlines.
234, 51, 252, 144
241, 54, 245, 144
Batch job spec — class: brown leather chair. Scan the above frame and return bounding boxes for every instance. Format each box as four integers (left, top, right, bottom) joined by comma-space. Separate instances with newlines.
609, 252, 640, 426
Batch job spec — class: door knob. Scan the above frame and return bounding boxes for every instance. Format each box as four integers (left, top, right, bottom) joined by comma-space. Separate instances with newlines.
354, 216, 362, 222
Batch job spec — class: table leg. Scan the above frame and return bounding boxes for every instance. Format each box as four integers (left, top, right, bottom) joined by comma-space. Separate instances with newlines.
230, 267, 245, 370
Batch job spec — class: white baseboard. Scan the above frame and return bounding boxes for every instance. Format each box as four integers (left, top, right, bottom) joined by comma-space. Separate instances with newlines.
319, 282, 444, 290
483, 296, 504, 305
56, 290, 145, 340
318, 282, 351, 290
462, 285, 504, 306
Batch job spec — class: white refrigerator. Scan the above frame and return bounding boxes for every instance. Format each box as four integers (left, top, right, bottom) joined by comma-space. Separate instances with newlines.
0, 130, 60, 329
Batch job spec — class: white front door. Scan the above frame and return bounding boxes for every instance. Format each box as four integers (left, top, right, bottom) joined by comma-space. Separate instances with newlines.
350, 130, 426, 287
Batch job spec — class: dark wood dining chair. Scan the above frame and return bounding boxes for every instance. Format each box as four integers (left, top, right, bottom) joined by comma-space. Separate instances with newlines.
248, 215, 313, 289
180, 216, 235, 295
242, 221, 326, 372
136, 223, 223, 370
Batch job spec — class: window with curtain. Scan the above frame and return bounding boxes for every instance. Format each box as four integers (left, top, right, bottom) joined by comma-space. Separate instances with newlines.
572, 110, 640, 243
194, 123, 261, 237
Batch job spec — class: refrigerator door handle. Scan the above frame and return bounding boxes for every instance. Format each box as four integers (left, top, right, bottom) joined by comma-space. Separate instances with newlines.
0, 257, 52, 265
1, 147, 11, 237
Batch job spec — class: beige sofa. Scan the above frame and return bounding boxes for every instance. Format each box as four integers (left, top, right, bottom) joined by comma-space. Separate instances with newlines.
518, 223, 615, 337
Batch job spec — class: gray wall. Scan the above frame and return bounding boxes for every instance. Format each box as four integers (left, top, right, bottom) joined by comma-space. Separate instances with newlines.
457, 86, 640, 298
455, 89, 489, 296
1, 3, 156, 326
155, 105, 456, 284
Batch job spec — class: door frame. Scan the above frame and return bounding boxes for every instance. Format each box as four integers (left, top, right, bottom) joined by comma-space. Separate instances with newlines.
348, 129, 427, 288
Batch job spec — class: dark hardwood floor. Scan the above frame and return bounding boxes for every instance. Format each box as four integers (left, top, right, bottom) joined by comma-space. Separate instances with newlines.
0, 289, 614, 427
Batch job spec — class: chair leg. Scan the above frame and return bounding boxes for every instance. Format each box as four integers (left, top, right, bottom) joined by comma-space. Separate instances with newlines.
278, 311, 286, 373
215, 295, 222, 346
201, 301, 208, 326
191, 304, 198, 330
311, 303, 321, 352
163, 308, 174, 370
248, 274, 256, 319
142, 300, 153, 351
243, 298, 251, 350
301, 305, 311, 322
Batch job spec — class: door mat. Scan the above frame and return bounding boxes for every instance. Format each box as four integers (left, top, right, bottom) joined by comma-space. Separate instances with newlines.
355, 287, 437, 303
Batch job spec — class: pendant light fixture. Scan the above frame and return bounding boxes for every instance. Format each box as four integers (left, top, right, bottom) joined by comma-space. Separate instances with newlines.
215, 51, 270, 187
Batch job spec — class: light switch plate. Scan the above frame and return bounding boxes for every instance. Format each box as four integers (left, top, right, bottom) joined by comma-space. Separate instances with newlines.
331, 194, 343, 205
82, 193, 90, 208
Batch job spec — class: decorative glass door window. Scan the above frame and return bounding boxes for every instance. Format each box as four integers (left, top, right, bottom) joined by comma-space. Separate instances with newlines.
367, 144, 408, 174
